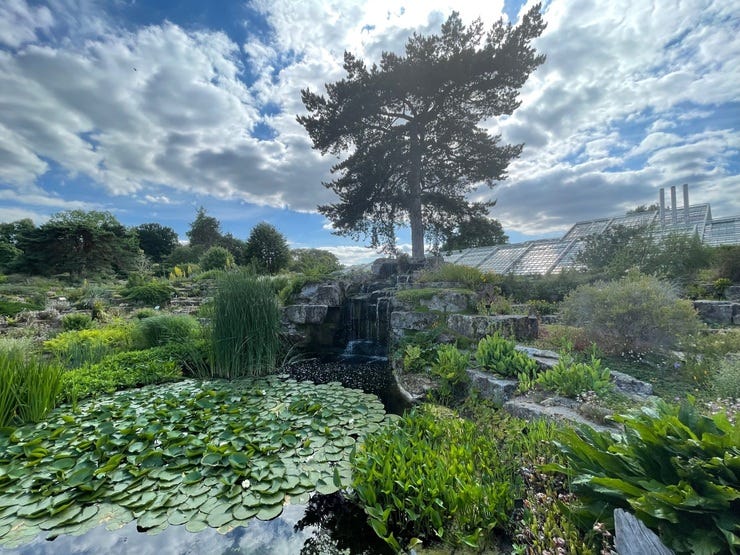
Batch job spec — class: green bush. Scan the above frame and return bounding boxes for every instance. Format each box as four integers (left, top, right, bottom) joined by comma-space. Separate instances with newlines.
61, 348, 182, 401
351, 405, 518, 551
133, 308, 158, 319
548, 398, 740, 554
0, 298, 42, 317
156, 338, 212, 378
416, 263, 492, 289
61, 312, 94, 331
560, 270, 701, 355
211, 270, 281, 378
0, 347, 63, 427
44, 323, 134, 368
712, 357, 740, 400
711, 245, 740, 282
199, 245, 234, 271
534, 354, 612, 398
430, 344, 470, 405
121, 279, 174, 306
134, 314, 200, 349
475, 333, 538, 378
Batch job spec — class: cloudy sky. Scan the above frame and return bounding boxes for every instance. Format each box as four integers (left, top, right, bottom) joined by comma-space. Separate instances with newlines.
1, 0, 738, 265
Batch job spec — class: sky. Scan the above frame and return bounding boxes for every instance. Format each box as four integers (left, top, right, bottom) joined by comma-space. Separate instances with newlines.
0, 0, 738, 266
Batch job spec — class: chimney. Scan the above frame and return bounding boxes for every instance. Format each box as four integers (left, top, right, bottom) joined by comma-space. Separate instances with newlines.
659, 188, 665, 227
670, 186, 677, 225
683, 183, 690, 224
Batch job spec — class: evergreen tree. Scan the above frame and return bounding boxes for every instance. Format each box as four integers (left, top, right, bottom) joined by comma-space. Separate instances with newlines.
299, 6, 545, 260
442, 215, 508, 251
187, 207, 222, 249
244, 223, 290, 275
135, 223, 179, 262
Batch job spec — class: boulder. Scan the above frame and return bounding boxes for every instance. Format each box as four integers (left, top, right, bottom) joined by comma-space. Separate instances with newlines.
419, 290, 473, 313
283, 304, 329, 325
370, 258, 398, 279
610, 370, 653, 397
503, 398, 617, 433
446, 314, 538, 341
390, 311, 440, 341
725, 286, 740, 302
515, 346, 560, 370
466, 370, 518, 405
296, 283, 343, 307
693, 300, 738, 326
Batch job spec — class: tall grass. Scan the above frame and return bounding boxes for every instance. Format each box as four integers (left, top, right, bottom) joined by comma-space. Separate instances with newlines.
211, 271, 281, 379
0, 347, 63, 427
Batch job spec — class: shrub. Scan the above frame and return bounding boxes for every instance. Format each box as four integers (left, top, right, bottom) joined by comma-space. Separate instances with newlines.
61, 312, 94, 331
133, 308, 158, 319
0, 347, 63, 427
549, 398, 740, 554
352, 405, 518, 551
475, 333, 538, 378
534, 354, 612, 398
211, 270, 281, 378
536, 324, 593, 353
44, 323, 133, 368
416, 263, 493, 289
61, 348, 182, 401
560, 270, 701, 355
121, 279, 174, 306
402, 344, 425, 373
711, 245, 740, 282
199, 245, 234, 271
430, 344, 470, 405
134, 314, 200, 349
712, 357, 740, 400
681, 329, 740, 386
0, 298, 43, 317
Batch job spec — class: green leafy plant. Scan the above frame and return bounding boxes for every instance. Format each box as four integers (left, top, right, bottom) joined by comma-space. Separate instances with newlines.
415, 263, 492, 289
121, 279, 174, 306
351, 405, 516, 551
211, 271, 281, 378
475, 333, 538, 378
430, 344, 470, 406
560, 270, 701, 355
133, 314, 201, 349
402, 344, 425, 373
199, 245, 234, 271
534, 353, 612, 398
61, 312, 94, 331
0, 348, 63, 427
44, 323, 134, 369
547, 398, 740, 554
60, 348, 182, 401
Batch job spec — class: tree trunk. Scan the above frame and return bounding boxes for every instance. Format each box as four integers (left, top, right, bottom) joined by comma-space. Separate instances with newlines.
409, 129, 425, 262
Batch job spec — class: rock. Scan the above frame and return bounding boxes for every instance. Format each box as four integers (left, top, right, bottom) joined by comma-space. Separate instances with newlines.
446, 314, 539, 341
283, 304, 329, 325
370, 258, 398, 279
693, 300, 738, 326
390, 311, 441, 341
466, 370, 518, 405
515, 346, 560, 370
503, 398, 617, 433
296, 283, 343, 307
419, 290, 473, 313
726, 286, 740, 302
610, 370, 653, 397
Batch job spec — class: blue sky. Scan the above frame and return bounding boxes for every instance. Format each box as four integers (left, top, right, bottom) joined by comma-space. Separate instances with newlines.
0, 0, 738, 265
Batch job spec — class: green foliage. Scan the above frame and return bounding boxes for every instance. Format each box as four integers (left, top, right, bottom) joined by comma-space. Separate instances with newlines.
352, 405, 521, 551
187, 206, 222, 249
135, 223, 179, 263
211, 270, 281, 378
560, 271, 702, 355
710, 245, 740, 282
713, 277, 733, 299
133, 308, 158, 319
416, 263, 492, 289
198, 245, 234, 271
15, 210, 139, 278
681, 330, 740, 388
712, 357, 740, 400
442, 216, 508, 251
133, 314, 201, 349
475, 333, 538, 378
60, 348, 182, 401
394, 329, 444, 373
155, 338, 213, 378
549, 398, 740, 554
121, 279, 174, 306
44, 324, 133, 369
0, 347, 63, 427
244, 222, 290, 274
395, 287, 474, 311
498, 270, 592, 303
534, 354, 612, 398
402, 344, 426, 373
166, 245, 203, 266
430, 344, 470, 405
289, 248, 342, 276
526, 298, 558, 316
0, 297, 42, 316
61, 312, 94, 331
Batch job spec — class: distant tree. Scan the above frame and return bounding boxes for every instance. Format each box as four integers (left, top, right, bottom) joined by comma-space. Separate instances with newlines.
442, 215, 508, 251
289, 248, 342, 275
15, 211, 139, 278
187, 207, 222, 249
135, 223, 179, 262
166, 245, 203, 266
0, 218, 35, 272
244, 223, 290, 274
217, 233, 248, 266
299, 6, 546, 261
626, 203, 659, 214
0, 242, 21, 272
199, 246, 234, 271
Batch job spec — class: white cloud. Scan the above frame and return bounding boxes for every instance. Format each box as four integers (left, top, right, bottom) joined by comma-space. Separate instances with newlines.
0, 0, 53, 48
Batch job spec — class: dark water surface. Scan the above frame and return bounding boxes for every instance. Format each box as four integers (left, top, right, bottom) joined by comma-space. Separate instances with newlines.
1, 362, 404, 555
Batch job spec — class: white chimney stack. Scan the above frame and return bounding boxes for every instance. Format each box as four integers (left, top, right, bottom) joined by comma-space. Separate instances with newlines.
659, 188, 665, 227
671, 186, 678, 225
683, 183, 690, 224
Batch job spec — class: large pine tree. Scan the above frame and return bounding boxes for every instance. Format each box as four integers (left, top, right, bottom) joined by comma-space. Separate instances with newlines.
299, 6, 546, 261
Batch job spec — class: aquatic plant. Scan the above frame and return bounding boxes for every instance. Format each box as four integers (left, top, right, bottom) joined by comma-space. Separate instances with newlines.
0, 377, 388, 548
133, 314, 201, 349
0, 348, 63, 427
211, 271, 281, 378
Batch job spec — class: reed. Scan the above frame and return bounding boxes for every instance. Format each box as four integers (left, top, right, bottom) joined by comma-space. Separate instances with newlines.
0, 347, 63, 427
211, 271, 281, 379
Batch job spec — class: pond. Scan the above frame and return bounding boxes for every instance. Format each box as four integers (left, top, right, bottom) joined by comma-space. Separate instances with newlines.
0, 368, 406, 554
